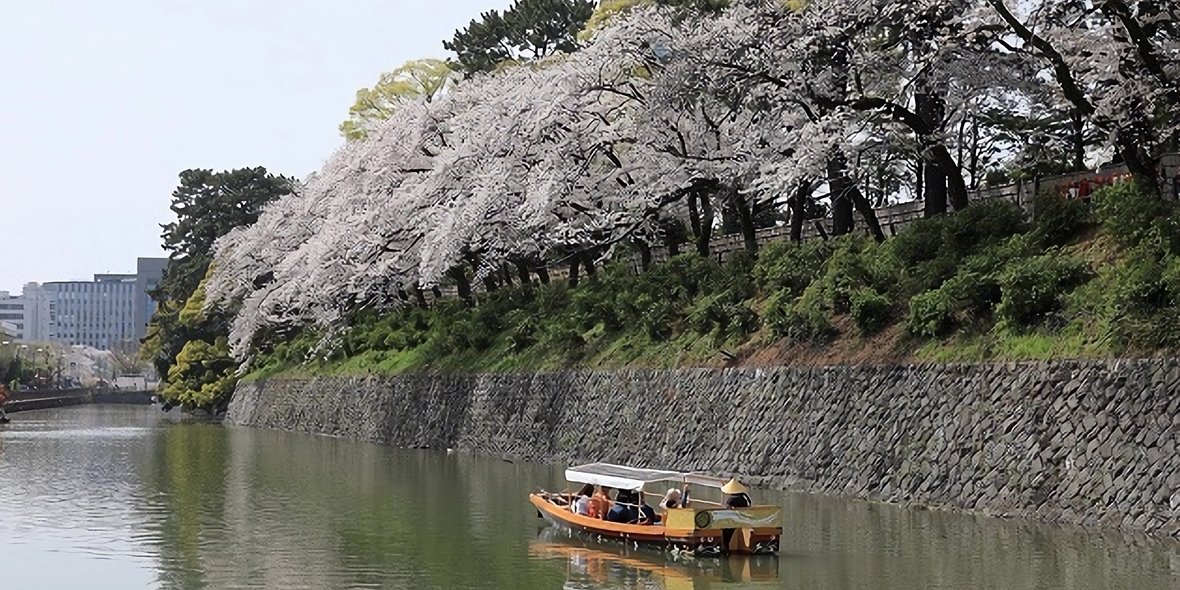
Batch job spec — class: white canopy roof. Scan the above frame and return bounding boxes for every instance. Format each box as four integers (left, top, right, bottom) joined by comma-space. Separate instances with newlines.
565, 463, 685, 491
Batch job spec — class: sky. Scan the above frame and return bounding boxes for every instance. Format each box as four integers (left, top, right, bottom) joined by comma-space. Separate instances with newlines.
0, 0, 511, 293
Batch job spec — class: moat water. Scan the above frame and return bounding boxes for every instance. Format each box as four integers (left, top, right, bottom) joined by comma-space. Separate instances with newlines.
0, 406, 1177, 589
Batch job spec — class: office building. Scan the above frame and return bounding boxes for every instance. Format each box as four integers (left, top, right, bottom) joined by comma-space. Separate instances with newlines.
44, 275, 138, 350
133, 257, 169, 342
0, 283, 52, 342
6, 257, 168, 350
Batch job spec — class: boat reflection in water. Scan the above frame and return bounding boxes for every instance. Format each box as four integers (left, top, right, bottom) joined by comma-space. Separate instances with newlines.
532, 527, 780, 590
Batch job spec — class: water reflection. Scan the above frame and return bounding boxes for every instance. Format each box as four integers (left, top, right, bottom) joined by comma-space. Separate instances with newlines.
531, 527, 779, 590
2, 406, 1180, 590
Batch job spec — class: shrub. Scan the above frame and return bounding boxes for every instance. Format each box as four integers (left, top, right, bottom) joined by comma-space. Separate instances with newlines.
505, 310, 538, 353
539, 324, 585, 355
753, 240, 833, 297
783, 302, 837, 343
806, 235, 894, 314
687, 289, 760, 342
996, 252, 1093, 330
890, 199, 1027, 268
1031, 190, 1094, 247
1105, 254, 1180, 349
907, 287, 956, 338
765, 290, 835, 343
1092, 181, 1176, 251
942, 200, 1029, 257
849, 287, 892, 336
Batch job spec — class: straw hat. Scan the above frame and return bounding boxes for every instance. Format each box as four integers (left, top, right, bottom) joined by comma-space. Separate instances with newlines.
720, 478, 748, 495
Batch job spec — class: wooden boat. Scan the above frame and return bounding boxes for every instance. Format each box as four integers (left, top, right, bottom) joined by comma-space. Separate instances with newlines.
530, 463, 782, 556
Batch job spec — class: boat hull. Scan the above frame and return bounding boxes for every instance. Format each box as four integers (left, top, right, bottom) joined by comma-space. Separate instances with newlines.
530, 494, 780, 556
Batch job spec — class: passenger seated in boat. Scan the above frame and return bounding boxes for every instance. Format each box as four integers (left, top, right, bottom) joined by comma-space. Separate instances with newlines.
661, 488, 682, 509
637, 502, 659, 525
570, 483, 594, 516
587, 486, 611, 519
722, 478, 752, 508
605, 489, 638, 523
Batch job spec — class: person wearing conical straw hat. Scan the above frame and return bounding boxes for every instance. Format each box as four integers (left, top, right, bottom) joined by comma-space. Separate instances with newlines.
721, 478, 752, 508
720, 477, 753, 554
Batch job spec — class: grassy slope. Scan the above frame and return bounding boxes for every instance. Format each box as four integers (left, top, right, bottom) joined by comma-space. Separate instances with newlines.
247, 185, 1180, 380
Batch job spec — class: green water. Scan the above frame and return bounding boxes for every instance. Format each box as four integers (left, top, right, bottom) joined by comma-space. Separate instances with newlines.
0, 406, 1177, 589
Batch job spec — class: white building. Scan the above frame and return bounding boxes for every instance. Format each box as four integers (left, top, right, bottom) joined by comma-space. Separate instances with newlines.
43, 275, 138, 350
0, 283, 52, 342
4, 257, 168, 351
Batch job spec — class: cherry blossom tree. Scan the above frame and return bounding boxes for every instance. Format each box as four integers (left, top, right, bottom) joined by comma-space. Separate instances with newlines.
980, 0, 1179, 196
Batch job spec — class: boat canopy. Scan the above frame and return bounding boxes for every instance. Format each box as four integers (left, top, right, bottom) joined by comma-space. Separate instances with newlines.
565, 463, 685, 491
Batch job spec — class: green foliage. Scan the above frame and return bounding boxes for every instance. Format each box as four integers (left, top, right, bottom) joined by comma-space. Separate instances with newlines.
1093, 181, 1180, 254
753, 240, 833, 298
148, 167, 291, 410
996, 252, 1093, 330
340, 59, 459, 141
890, 200, 1027, 266
764, 290, 836, 343
849, 287, 892, 336
888, 200, 1028, 292
907, 287, 957, 339
157, 168, 294, 302
160, 337, 238, 409
1031, 191, 1094, 247
444, 0, 595, 74
1105, 254, 1180, 349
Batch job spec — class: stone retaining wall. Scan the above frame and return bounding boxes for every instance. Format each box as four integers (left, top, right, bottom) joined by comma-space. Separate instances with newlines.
228, 359, 1180, 538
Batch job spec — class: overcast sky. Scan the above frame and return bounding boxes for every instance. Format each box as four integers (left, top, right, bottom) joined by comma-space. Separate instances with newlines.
0, 0, 511, 293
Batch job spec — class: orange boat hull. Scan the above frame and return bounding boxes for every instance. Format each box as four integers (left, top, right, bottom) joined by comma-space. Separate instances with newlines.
530, 494, 780, 556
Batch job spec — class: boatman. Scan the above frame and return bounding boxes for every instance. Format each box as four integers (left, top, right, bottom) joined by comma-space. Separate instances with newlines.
721, 478, 752, 508
720, 478, 752, 552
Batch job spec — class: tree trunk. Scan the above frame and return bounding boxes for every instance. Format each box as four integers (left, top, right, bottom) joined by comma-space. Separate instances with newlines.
664, 229, 681, 258
431, 286, 443, 300
1071, 110, 1086, 172
500, 266, 514, 288
514, 261, 532, 286
568, 256, 581, 288
535, 265, 550, 285
661, 220, 685, 258
923, 149, 949, 217
480, 272, 498, 293
688, 192, 702, 244
696, 188, 714, 257
448, 268, 473, 306
466, 254, 497, 293
933, 144, 970, 210
1116, 128, 1163, 198
727, 185, 758, 254
969, 114, 982, 190
849, 185, 887, 243
915, 158, 924, 204
918, 92, 949, 217
579, 251, 597, 281
789, 181, 808, 243
413, 284, 428, 308
828, 157, 855, 236
830, 155, 885, 242
636, 240, 652, 272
